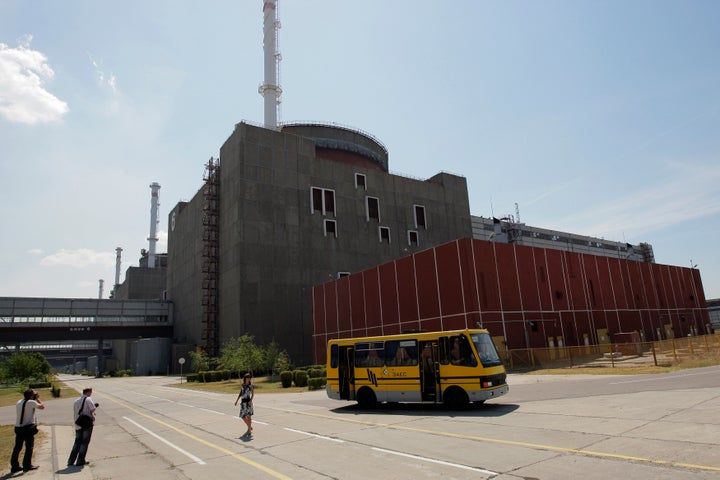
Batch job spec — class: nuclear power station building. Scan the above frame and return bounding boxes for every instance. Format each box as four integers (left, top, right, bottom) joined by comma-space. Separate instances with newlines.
159, 0, 708, 366
9, 0, 704, 372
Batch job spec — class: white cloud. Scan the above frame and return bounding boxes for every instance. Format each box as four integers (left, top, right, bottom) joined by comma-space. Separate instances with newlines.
28, 248, 44, 255
88, 53, 118, 93
553, 161, 720, 241
40, 249, 115, 269
0, 35, 69, 124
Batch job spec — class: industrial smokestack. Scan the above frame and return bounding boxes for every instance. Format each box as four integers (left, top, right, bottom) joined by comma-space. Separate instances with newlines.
114, 247, 122, 287
259, 0, 282, 128
98, 279, 104, 299
148, 182, 161, 268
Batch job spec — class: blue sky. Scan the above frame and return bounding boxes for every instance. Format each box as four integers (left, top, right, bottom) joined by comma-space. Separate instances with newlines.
1, 0, 719, 300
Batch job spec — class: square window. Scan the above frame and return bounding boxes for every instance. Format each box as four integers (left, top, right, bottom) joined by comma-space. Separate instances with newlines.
324, 219, 337, 237
355, 173, 366, 190
367, 196, 380, 221
311, 187, 336, 216
311, 187, 323, 214
414, 205, 426, 229
408, 230, 419, 246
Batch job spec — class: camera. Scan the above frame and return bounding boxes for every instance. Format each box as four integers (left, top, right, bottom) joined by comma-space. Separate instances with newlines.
32, 392, 39, 400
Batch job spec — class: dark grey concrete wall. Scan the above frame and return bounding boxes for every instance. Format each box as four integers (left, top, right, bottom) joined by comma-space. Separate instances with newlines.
168, 122, 472, 365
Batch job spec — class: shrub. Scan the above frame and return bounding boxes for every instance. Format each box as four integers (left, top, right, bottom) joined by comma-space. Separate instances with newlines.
28, 381, 51, 389
280, 371, 294, 388
186, 373, 199, 382
51, 383, 61, 397
308, 367, 326, 378
294, 370, 308, 387
307, 377, 326, 390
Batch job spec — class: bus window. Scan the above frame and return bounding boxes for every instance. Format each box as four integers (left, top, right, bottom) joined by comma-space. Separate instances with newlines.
385, 340, 418, 366
355, 341, 384, 367
471, 333, 503, 367
449, 335, 477, 367
330, 344, 339, 369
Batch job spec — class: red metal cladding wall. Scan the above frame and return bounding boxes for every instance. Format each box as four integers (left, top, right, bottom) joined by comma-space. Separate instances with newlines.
312, 238, 709, 364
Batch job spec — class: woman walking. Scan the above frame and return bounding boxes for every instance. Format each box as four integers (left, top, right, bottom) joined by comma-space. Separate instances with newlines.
234, 373, 255, 437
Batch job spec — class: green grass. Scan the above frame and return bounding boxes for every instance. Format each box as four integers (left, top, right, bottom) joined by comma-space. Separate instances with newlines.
0, 381, 77, 407
173, 376, 311, 394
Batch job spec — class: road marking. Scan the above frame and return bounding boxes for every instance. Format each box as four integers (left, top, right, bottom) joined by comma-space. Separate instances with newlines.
265, 405, 720, 473
372, 447, 498, 475
105, 394, 292, 480
284, 428, 345, 443
124, 416, 206, 465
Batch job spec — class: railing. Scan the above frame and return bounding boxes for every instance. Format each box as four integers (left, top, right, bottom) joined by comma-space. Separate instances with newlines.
500, 333, 720, 370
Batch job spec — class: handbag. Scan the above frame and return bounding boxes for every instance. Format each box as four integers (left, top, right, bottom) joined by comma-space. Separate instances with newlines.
75, 397, 94, 429
25, 423, 39, 435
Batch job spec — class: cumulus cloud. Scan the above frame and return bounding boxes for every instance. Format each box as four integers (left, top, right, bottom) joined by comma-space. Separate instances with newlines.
40, 249, 115, 269
0, 35, 69, 124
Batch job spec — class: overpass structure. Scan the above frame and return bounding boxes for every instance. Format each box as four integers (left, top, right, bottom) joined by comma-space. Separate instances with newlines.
0, 297, 173, 356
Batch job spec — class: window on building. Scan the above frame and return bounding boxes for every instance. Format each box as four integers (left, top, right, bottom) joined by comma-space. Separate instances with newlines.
414, 205, 426, 229
367, 196, 380, 221
324, 219, 337, 237
311, 187, 336, 216
337, 272, 350, 278
408, 230, 419, 246
324, 189, 335, 214
355, 173, 366, 190
379, 226, 390, 243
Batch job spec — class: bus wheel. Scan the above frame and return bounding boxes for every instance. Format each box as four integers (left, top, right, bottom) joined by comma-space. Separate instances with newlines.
443, 387, 468, 410
356, 387, 377, 409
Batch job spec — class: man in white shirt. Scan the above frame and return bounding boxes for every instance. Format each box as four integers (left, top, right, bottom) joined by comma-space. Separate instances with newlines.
10, 388, 44, 473
67, 387, 97, 467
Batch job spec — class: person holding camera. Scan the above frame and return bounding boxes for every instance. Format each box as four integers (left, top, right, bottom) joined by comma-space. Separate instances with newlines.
10, 388, 44, 473
67, 387, 97, 467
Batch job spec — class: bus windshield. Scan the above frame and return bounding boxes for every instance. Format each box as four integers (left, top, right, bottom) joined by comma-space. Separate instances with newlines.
471, 333, 503, 367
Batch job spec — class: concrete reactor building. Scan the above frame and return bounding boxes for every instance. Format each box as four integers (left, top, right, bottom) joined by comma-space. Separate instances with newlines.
161, 0, 708, 366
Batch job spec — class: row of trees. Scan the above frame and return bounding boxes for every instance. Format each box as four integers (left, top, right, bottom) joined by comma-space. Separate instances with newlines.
188, 334, 292, 377
0, 352, 52, 384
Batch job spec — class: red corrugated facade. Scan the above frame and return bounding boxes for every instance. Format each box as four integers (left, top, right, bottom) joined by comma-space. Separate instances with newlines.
312, 238, 709, 364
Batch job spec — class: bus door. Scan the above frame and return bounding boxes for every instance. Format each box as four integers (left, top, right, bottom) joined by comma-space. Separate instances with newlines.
338, 345, 354, 400
420, 341, 439, 402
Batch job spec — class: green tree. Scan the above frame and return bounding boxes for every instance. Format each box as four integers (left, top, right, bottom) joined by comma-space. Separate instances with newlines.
274, 350, 291, 376
187, 350, 209, 373
262, 340, 291, 378
218, 334, 264, 374
1, 352, 51, 382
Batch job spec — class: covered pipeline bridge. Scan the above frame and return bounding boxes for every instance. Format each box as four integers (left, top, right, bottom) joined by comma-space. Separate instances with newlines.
0, 297, 173, 348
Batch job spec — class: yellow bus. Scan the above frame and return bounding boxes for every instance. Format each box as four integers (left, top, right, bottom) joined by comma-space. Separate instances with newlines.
326, 329, 508, 409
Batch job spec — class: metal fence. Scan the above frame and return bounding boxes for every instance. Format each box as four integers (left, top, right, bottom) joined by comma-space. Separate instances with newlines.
501, 333, 720, 370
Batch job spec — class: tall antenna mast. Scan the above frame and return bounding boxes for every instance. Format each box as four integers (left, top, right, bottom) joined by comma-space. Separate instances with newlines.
259, 0, 282, 128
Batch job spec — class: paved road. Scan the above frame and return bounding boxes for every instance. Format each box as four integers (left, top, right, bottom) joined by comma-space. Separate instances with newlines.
2, 367, 719, 479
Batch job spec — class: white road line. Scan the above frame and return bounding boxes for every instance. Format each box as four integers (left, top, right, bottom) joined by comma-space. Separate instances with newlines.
284, 428, 345, 443
124, 416, 207, 465
372, 447, 498, 475
197, 407, 226, 415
